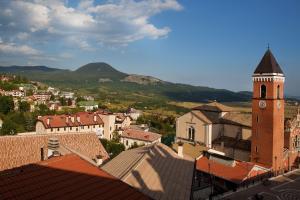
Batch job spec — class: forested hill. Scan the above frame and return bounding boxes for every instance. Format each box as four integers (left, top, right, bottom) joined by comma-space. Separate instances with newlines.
0, 62, 251, 102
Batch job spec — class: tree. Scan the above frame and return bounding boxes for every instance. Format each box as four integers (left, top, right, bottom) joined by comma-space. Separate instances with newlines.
37, 104, 51, 115
59, 97, 67, 106
19, 101, 30, 112
0, 119, 17, 135
100, 139, 125, 158
111, 131, 121, 143
0, 96, 14, 114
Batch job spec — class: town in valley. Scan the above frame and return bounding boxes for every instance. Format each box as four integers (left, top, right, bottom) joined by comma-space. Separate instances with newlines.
0, 1, 299, 200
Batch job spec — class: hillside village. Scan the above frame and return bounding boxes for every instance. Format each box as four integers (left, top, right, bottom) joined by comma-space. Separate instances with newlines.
0, 49, 299, 200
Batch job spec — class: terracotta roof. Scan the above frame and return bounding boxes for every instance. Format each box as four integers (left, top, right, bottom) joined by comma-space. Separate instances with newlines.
193, 102, 233, 112
121, 129, 161, 142
38, 112, 104, 128
0, 133, 109, 171
102, 143, 194, 200
254, 49, 284, 74
221, 112, 252, 127
0, 154, 150, 200
196, 155, 267, 184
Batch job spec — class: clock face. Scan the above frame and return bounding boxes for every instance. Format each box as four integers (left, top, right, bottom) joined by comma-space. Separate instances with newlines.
259, 100, 266, 109
277, 101, 281, 109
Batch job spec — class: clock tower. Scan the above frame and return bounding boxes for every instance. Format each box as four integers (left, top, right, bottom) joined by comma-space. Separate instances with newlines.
251, 49, 285, 172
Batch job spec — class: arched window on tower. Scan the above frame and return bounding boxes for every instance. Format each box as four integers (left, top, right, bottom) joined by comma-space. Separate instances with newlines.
277, 85, 280, 99
260, 85, 266, 99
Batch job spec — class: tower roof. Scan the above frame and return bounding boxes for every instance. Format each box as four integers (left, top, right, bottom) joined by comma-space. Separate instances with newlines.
254, 49, 284, 74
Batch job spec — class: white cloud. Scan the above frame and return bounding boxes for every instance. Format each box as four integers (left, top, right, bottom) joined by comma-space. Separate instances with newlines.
17, 32, 30, 40
0, 0, 182, 49
0, 42, 41, 56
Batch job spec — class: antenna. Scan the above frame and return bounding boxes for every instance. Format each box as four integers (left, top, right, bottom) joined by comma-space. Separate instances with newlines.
267, 43, 270, 50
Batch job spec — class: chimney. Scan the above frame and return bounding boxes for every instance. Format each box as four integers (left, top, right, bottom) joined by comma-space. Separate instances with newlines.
95, 155, 103, 166
77, 116, 80, 123
47, 118, 50, 126
48, 137, 59, 158
66, 116, 69, 123
71, 116, 75, 123
177, 141, 184, 158
94, 115, 97, 122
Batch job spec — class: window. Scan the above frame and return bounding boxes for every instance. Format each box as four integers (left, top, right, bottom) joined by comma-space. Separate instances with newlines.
255, 146, 258, 153
93, 125, 95, 128
76, 128, 78, 131
51, 128, 53, 132
88, 125, 90, 129
70, 127, 72, 130
260, 84, 266, 99
256, 116, 259, 123
188, 126, 195, 141
277, 85, 280, 99
126, 140, 128, 146
64, 127, 66, 131
57, 128, 60, 131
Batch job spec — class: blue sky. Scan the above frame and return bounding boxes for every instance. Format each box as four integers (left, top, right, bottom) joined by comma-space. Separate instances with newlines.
0, 0, 299, 95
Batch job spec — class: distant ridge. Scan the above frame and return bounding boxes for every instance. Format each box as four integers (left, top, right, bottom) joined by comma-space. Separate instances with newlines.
0, 62, 251, 102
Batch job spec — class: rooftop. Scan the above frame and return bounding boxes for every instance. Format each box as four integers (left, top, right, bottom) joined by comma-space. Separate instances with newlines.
196, 154, 268, 184
254, 49, 284, 75
102, 143, 195, 200
193, 102, 234, 113
121, 128, 161, 142
38, 112, 104, 128
0, 132, 109, 171
0, 154, 150, 200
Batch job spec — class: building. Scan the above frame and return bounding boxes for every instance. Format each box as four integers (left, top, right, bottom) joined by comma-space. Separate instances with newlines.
120, 128, 161, 149
193, 151, 269, 199
102, 143, 194, 200
33, 92, 51, 102
36, 112, 105, 137
60, 91, 74, 99
78, 100, 99, 111
0, 154, 150, 199
4, 90, 25, 97
127, 107, 143, 121
97, 110, 117, 140
0, 132, 109, 171
176, 102, 252, 161
115, 113, 132, 130
251, 49, 286, 172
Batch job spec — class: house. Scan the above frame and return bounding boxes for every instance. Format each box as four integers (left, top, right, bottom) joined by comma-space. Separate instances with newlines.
0, 118, 3, 129
47, 86, 59, 96
119, 128, 161, 149
96, 110, 117, 140
48, 100, 62, 111
33, 92, 51, 102
176, 101, 252, 161
78, 100, 99, 111
0, 154, 150, 199
0, 132, 109, 171
115, 113, 132, 130
102, 143, 194, 200
127, 107, 143, 121
193, 151, 269, 198
60, 91, 74, 99
4, 90, 25, 97
36, 112, 105, 136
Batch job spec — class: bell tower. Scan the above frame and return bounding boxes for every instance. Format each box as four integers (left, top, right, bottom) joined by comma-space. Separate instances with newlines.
251, 49, 285, 172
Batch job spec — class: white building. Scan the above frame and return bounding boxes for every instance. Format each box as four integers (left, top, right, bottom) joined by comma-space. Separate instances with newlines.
120, 128, 161, 149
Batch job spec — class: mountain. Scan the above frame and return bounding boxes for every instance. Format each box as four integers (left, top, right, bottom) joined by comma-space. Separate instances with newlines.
0, 63, 251, 103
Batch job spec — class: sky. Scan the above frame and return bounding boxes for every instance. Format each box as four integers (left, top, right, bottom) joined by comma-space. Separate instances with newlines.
0, 0, 299, 96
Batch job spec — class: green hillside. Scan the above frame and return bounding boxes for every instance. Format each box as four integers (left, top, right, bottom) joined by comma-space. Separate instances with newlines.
0, 63, 251, 105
